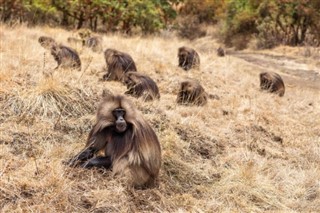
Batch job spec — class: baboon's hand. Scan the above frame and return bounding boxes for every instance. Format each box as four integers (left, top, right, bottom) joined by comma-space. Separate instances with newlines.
66, 147, 95, 167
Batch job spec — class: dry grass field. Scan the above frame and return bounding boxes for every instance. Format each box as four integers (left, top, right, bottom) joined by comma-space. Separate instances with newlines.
0, 24, 320, 212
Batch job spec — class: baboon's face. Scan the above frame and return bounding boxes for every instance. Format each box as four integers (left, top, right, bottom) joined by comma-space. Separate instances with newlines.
181, 82, 194, 93
38, 36, 56, 49
178, 50, 188, 61
112, 108, 127, 133
124, 73, 139, 88
104, 49, 116, 64
260, 73, 271, 89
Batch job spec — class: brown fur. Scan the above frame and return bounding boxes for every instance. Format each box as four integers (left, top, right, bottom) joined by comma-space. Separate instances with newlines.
217, 47, 225, 57
259, 72, 285, 97
78, 30, 103, 53
38, 36, 81, 71
71, 94, 161, 187
84, 36, 103, 53
176, 79, 208, 106
103, 49, 137, 82
124, 72, 160, 101
178, 46, 200, 71
68, 32, 103, 53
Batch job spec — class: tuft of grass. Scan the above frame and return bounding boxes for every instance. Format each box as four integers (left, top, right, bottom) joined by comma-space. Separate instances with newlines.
5, 77, 95, 118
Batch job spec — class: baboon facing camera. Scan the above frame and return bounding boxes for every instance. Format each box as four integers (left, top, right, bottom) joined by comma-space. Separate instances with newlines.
176, 79, 208, 106
68, 94, 161, 188
178, 46, 200, 71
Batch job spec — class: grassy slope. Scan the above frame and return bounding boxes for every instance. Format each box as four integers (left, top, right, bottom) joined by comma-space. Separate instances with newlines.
0, 25, 319, 212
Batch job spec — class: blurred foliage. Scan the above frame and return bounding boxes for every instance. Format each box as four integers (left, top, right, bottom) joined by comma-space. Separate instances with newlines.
0, 0, 178, 34
178, 0, 226, 24
1, 0, 320, 48
223, 0, 320, 49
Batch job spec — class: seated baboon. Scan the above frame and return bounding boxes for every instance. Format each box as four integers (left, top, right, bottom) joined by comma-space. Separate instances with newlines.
68, 94, 161, 188
259, 72, 285, 97
38, 36, 81, 71
124, 72, 160, 101
78, 30, 103, 53
217, 47, 225, 57
176, 79, 208, 106
178, 46, 200, 71
103, 48, 137, 82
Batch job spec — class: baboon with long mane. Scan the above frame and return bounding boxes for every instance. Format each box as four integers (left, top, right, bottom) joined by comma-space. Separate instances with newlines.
84, 36, 103, 52
78, 30, 103, 53
176, 79, 208, 106
38, 36, 81, 70
124, 72, 160, 101
103, 49, 137, 82
259, 72, 285, 97
178, 46, 200, 71
69, 94, 161, 188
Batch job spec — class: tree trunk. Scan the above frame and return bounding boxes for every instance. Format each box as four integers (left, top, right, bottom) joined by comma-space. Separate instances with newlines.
77, 12, 84, 29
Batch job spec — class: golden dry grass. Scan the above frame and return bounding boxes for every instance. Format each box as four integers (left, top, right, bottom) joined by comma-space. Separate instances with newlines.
0, 24, 320, 212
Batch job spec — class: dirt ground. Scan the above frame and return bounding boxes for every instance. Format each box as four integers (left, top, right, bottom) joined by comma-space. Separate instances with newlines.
231, 50, 320, 90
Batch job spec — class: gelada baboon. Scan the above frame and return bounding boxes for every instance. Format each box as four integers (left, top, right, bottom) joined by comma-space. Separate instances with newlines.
177, 79, 208, 106
78, 30, 103, 53
38, 36, 81, 70
124, 72, 160, 101
178, 46, 200, 71
69, 94, 161, 187
217, 47, 225, 57
259, 72, 285, 97
103, 48, 137, 82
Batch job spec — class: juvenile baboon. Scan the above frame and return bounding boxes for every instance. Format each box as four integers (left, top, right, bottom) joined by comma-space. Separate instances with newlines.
259, 72, 285, 97
69, 94, 161, 188
178, 46, 200, 71
176, 79, 208, 106
78, 30, 103, 53
38, 36, 81, 70
103, 48, 137, 82
217, 47, 225, 57
124, 72, 160, 101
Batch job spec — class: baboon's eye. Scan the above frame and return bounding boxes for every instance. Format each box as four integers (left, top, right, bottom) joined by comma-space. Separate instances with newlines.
113, 108, 126, 117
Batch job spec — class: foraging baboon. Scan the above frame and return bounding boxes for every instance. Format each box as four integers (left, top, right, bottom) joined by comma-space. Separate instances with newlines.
178, 46, 200, 71
103, 49, 137, 82
259, 72, 285, 97
217, 47, 225, 57
69, 94, 161, 187
78, 30, 103, 53
124, 72, 160, 101
176, 79, 208, 106
38, 36, 81, 70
